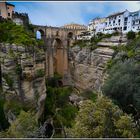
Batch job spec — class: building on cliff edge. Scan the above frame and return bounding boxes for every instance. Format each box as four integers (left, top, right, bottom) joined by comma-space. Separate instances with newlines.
79, 9, 140, 40
88, 9, 140, 35
0, 2, 29, 26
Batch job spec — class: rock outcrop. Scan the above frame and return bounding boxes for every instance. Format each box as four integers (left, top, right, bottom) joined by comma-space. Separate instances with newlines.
97, 35, 127, 47
0, 43, 46, 121
69, 46, 114, 92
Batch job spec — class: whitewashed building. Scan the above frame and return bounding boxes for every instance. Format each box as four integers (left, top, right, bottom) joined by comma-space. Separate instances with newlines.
88, 17, 106, 35
130, 10, 140, 32
87, 9, 140, 36
104, 10, 126, 34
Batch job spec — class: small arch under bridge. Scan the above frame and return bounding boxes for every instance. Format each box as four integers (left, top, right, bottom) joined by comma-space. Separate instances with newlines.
34, 25, 86, 84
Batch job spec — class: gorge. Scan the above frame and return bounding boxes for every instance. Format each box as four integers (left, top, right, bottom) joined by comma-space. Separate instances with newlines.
0, 19, 140, 138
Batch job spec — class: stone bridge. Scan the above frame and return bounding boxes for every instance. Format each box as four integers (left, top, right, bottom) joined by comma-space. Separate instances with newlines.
34, 24, 86, 84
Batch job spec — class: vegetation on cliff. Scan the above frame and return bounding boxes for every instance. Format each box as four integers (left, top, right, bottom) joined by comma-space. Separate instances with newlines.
0, 111, 38, 138
103, 31, 140, 136
1, 19, 140, 138
44, 76, 78, 137
73, 31, 119, 49
103, 60, 140, 114
0, 20, 37, 46
0, 20, 45, 48
67, 97, 137, 138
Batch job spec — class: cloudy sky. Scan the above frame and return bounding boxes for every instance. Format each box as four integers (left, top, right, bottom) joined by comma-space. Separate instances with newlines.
10, 1, 140, 27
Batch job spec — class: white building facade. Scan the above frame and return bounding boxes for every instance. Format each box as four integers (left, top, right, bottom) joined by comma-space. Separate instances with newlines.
88, 9, 140, 36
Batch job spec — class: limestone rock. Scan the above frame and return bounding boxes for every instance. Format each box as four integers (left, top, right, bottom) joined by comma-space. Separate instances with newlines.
0, 43, 46, 119
69, 94, 83, 106
6, 110, 16, 124
69, 46, 114, 92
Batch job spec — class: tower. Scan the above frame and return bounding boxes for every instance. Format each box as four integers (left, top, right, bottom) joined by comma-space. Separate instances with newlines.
0, 2, 15, 19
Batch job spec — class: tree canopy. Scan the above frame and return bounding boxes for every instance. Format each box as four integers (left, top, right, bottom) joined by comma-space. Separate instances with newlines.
67, 97, 137, 138
0, 111, 38, 138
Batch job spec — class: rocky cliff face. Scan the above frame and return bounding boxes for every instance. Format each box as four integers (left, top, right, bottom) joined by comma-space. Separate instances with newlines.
97, 35, 127, 47
0, 43, 46, 122
69, 46, 114, 92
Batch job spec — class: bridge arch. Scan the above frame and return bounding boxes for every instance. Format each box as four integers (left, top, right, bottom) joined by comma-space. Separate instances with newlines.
35, 28, 45, 40
67, 32, 73, 39
53, 38, 65, 75
33, 25, 86, 81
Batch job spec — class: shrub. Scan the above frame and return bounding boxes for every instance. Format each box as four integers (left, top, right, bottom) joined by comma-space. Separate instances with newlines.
127, 31, 136, 40
4, 99, 23, 116
0, 111, 38, 138
35, 69, 45, 78
80, 90, 97, 102
55, 104, 78, 127
23, 72, 34, 81
3, 73, 14, 89
103, 60, 140, 115
112, 31, 119, 36
0, 20, 37, 46
67, 97, 137, 138
15, 64, 22, 75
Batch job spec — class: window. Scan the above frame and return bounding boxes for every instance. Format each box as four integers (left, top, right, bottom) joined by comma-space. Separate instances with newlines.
118, 19, 121, 22
124, 17, 128, 21
123, 26, 127, 30
8, 13, 10, 16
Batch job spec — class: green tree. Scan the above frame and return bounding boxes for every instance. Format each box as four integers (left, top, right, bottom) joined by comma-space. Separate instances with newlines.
0, 111, 38, 138
67, 97, 137, 138
103, 60, 140, 115
0, 20, 37, 46
127, 31, 136, 40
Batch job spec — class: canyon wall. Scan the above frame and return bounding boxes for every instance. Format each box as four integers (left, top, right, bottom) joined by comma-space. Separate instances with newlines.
0, 43, 46, 121
69, 46, 114, 92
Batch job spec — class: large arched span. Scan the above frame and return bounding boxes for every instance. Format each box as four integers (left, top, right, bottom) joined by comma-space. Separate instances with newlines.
53, 38, 67, 76
33, 25, 86, 79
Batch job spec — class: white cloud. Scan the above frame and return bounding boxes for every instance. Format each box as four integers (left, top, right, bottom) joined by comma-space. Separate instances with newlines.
13, 1, 140, 27
15, 2, 86, 26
